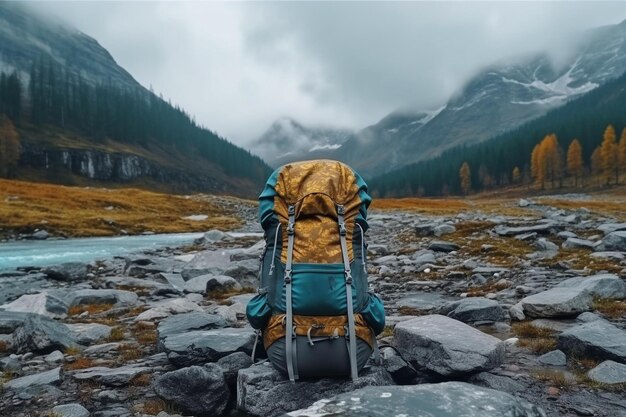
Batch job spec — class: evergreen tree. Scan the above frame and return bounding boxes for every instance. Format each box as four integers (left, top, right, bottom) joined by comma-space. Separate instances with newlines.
600, 125, 618, 185
619, 128, 626, 183
0, 115, 20, 178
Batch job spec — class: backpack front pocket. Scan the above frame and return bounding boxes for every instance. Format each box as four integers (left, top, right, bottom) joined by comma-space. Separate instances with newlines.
288, 263, 355, 316
246, 292, 272, 330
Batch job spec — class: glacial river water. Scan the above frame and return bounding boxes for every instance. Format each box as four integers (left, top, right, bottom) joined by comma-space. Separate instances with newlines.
0, 232, 205, 271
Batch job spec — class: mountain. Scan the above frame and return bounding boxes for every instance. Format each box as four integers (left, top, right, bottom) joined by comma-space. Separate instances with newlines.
334, 19, 626, 176
251, 117, 354, 168
369, 62, 626, 197
0, 3, 270, 196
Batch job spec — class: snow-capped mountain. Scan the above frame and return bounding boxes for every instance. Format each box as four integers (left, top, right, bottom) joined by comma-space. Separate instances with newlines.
334, 18, 626, 176
251, 117, 355, 168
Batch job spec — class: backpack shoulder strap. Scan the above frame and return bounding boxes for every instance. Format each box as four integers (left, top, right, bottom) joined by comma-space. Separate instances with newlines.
285, 204, 298, 382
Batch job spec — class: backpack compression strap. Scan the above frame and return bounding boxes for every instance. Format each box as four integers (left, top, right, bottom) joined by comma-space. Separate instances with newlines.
285, 204, 298, 382
337, 204, 358, 380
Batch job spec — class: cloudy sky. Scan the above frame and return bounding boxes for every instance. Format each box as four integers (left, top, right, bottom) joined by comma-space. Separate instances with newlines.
30, 2, 626, 147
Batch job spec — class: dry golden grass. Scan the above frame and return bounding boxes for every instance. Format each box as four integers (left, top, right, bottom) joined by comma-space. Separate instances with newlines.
371, 197, 469, 214
106, 326, 126, 342
65, 357, 96, 370
593, 297, 626, 319
0, 178, 241, 237
116, 285, 151, 297
379, 325, 394, 338
207, 286, 256, 301
131, 373, 151, 386
133, 323, 158, 345
68, 303, 114, 316
538, 248, 623, 274
0, 340, 7, 353
512, 322, 558, 354
532, 369, 574, 388
466, 280, 512, 297
64, 346, 82, 356
118, 343, 144, 362
141, 398, 180, 415
538, 197, 626, 222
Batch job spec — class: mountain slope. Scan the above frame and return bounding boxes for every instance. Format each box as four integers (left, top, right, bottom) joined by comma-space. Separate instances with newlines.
335, 19, 626, 176
0, 3, 271, 196
251, 117, 354, 168
369, 64, 626, 197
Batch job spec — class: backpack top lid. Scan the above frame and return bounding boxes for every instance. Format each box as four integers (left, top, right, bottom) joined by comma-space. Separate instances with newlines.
258, 159, 371, 264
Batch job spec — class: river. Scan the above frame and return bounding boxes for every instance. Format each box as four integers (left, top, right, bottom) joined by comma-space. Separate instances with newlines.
0, 232, 205, 271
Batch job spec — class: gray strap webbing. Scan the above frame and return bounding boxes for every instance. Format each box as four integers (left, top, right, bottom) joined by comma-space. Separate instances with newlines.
372, 334, 382, 365
337, 204, 358, 380
285, 204, 296, 382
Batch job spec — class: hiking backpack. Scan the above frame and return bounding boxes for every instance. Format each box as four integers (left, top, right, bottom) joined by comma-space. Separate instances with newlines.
246, 159, 385, 381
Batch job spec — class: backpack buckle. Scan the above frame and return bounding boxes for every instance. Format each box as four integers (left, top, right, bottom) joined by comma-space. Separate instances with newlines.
288, 205, 296, 216
336, 205, 345, 215
339, 223, 347, 236
284, 269, 292, 284
287, 222, 295, 236
345, 272, 352, 284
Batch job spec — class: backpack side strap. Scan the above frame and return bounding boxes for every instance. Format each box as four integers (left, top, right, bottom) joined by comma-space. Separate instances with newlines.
337, 204, 358, 380
285, 204, 297, 382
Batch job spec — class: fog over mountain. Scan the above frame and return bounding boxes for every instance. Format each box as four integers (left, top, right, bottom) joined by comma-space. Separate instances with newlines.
28, 2, 626, 146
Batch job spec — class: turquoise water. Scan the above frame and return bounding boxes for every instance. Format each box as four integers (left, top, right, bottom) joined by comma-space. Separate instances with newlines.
0, 233, 203, 271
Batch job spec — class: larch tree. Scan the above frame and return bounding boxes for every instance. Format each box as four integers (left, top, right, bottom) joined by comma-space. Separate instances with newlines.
566, 139, 584, 187
459, 162, 471, 195
531, 143, 544, 189
600, 125, 618, 185
0, 115, 20, 178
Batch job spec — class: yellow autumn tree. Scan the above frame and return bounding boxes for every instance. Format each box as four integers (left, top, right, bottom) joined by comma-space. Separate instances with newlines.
566, 139, 584, 187
0, 115, 20, 178
531, 134, 563, 189
459, 162, 471, 195
531, 143, 545, 189
600, 125, 618, 184
512, 166, 521, 184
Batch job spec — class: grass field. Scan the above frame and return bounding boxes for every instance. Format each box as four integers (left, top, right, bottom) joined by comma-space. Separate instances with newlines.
0, 179, 242, 238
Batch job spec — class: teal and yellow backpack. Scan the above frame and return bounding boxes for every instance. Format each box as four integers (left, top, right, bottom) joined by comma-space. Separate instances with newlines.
246, 159, 385, 381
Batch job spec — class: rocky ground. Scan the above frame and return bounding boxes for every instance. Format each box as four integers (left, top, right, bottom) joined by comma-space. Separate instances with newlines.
1, 196, 626, 417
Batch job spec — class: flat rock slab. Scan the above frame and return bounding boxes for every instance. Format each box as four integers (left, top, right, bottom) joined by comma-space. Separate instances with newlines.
5, 367, 62, 390
162, 328, 256, 367
395, 293, 454, 315
0, 292, 69, 319
67, 323, 112, 345
71, 366, 151, 386
438, 297, 505, 323
181, 250, 233, 280
283, 382, 546, 417
494, 222, 559, 236
537, 350, 567, 366
237, 362, 393, 417
135, 298, 203, 321
558, 321, 626, 363
394, 314, 505, 377
428, 241, 460, 253
562, 237, 596, 250
43, 262, 89, 281
157, 311, 227, 341
554, 274, 626, 299
521, 288, 592, 318
587, 360, 626, 384
67, 289, 139, 307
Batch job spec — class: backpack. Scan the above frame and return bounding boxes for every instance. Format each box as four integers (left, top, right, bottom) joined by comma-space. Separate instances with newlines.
246, 159, 385, 381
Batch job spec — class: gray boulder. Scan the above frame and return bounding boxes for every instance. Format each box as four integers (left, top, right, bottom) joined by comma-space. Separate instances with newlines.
206, 275, 241, 293
161, 328, 256, 366
394, 315, 505, 377
67, 323, 112, 345
598, 223, 626, 235
5, 367, 62, 390
558, 321, 626, 363
43, 262, 89, 281
71, 366, 151, 386
534, 238, 558, 252
562, 237, 596, 250
587, 360, 626, 384
0, 292, 69, 318
521, 288, 592, 318
182, 275, 214, 294
203, 229, 227, 243
153, 364, 229, 416
428, 241, 460, 253
135, 298, 203, 321
32, 230, 50, 240
434, 224, 456, 237
181, 250, 232, 280
67, 289, 138, 307
157, 311, 227, 341
13, 314, 78, 353
237, 362, 393, 417
494, 222, 559, 236
438, 298, 505, 324
51, 404, 90, 417
596, 231, 626, 252
537, 350, 567, 366
554, 274, 626, 299
283, 382, 546, 417
217, 352, 253, 386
